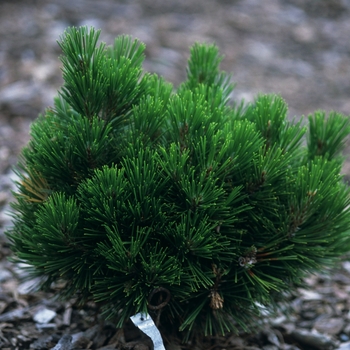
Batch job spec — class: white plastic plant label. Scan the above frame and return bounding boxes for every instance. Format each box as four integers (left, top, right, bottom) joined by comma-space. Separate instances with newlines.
130, 313, 166, 350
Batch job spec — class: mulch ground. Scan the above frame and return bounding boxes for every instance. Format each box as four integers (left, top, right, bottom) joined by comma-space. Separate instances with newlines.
1, 0, 350, 349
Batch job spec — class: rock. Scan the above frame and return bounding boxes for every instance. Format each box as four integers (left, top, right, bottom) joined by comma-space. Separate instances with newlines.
36, 323, 57, 330
264, 330, 282, 348
313, 315, 344, 335
0, 307, 30, 322
292, 24, 316, 43
0, 81, 42, 117
298, 288, 323, 300
33, 307, 57, 324
0, 268, 12, 282
291, 329, 338, 350
342, 261, 350, 274
71, 333, 92, 349
50, 335, 73, 350
338, 342, 350, 350
17, 277, 42, 294
341, 334, 350, 342
30, 335, 55, 350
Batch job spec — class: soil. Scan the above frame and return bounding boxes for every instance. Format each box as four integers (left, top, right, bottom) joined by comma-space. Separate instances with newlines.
1, 0, 350, 349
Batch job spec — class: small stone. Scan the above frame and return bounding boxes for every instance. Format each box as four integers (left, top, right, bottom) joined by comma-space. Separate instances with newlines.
291, 329, 338, 350
0, 191, 8, 206
0, 301, 7, 314
17, 277, 41, 294
33, 307, 56, 324
340, 334, 350, 342
0, 81, 42, 117
0, 268, 12, 282
338, 342, 350, 350
30, 335, 54, 350
51, 335, 72, 350
264, 330, 281, 347
71, 329, 95, 349
36, 323, 57, 330
292, 24, 316, 43
342, 261, 350, 274
271, 315, 287, 325
313, 315, 344, 335
0, 308, 29, 322
298, 288, 323, 300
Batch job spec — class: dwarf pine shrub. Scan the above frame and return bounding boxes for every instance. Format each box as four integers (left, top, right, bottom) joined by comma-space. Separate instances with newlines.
6, 26, 350, 338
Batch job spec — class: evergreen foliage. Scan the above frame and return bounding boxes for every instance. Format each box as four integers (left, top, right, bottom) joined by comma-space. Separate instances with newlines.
6, 26, 350, 338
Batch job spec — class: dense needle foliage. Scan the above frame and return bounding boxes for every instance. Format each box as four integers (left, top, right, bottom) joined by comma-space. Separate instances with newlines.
6, 26, 350, 337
